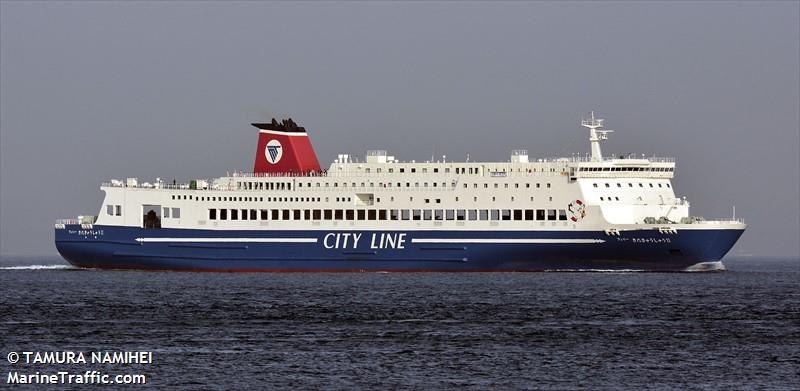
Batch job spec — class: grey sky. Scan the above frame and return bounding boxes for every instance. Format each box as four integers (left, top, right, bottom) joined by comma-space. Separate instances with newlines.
1, 1, 798, 257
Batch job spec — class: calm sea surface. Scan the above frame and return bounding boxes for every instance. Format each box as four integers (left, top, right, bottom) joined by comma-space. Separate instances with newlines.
1, 256, 798, 390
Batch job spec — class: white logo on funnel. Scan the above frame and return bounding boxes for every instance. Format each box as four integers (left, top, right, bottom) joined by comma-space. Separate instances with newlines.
265, 139, 283, 164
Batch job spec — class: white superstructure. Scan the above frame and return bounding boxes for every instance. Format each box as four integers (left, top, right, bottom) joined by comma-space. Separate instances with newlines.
84, 114, 735, 234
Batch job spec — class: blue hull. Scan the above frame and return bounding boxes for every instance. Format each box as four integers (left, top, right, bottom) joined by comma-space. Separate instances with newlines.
55, 225, 744, 272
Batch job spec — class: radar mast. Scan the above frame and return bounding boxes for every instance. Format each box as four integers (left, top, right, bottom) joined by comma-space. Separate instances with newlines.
582, 111, 614, 162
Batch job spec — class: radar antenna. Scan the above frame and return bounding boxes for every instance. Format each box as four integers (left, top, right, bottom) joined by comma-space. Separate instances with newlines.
581, 111, 614, 161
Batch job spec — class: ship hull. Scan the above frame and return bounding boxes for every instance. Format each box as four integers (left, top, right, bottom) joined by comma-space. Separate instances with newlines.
55, 225, 744, 272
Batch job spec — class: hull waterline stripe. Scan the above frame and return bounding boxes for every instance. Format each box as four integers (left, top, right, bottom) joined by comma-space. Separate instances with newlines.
135, 238, 318, 243
411, 238, 605, 244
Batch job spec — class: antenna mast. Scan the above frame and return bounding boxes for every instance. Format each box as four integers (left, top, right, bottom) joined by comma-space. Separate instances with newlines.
581, 111, 614, 162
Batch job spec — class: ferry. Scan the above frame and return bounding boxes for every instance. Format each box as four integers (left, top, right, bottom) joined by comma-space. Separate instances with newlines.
55, 113, 745, 271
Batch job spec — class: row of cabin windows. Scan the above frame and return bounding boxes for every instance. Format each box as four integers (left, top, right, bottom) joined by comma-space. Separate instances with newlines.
299, 182, 553, 189
465, 183, 550, 189
172, 194, 552, 205
237, 181, 292, 191
350, 167, 486, 174
579, 167, 674, 172
105, 205, 122, 216
208, 208, 569, 222
593, 182, 670, 189
179, 180, 555, 196
173, 195, 324, 203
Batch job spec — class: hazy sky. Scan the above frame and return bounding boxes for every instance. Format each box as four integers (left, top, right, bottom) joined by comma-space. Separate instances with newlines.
1, 1, 798, 257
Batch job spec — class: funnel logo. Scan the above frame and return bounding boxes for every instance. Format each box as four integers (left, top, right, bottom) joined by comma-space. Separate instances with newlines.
265, 139, 283, 164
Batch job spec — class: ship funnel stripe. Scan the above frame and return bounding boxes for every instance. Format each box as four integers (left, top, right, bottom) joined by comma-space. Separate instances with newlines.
258, 129, 310, 137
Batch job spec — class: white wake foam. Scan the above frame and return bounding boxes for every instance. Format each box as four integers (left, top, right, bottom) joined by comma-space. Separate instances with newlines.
0, 264, 77, 270
685, 261, 726, 272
